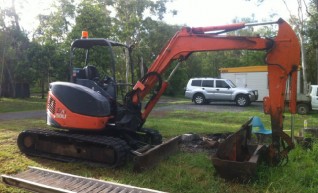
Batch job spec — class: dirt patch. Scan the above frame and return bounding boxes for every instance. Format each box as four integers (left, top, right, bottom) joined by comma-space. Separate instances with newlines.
152, 101, 264, 115
179, 133, 232, 154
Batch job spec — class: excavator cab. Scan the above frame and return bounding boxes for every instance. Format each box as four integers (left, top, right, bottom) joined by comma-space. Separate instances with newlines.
47, 35, 130, 130
70, 36, 129, 100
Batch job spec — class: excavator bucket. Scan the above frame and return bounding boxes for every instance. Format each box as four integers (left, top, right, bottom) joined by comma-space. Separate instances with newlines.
133, 136, 181, 172
212, 118, 265, 181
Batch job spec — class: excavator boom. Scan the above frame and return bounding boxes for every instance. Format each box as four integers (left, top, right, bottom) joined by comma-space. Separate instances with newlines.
134, 18, 300, 122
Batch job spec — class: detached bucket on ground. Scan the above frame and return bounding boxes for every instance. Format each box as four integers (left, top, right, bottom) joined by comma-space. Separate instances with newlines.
212, 118, 265, 181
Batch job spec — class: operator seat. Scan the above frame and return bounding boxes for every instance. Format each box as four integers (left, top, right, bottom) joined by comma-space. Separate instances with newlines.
75, 66, 116, 101
82, 66, 116, 100
84, 65, 100, 81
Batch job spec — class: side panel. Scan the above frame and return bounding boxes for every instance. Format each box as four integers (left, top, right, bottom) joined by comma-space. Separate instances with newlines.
311, 86, 318, 110
235, 74, 247, 88
246, 72, 268, 101
47, 93, 110, 130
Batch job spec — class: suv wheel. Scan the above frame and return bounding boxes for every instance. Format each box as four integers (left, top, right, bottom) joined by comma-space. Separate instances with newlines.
235, 94, 250, 107
297, 103, 309, 115
193, 93, 205, 105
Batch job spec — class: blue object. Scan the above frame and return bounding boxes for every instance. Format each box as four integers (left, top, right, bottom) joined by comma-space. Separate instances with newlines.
251, 116, 272, 135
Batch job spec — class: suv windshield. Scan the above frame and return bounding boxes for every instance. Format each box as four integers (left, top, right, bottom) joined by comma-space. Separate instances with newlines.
226, 80, 236, 88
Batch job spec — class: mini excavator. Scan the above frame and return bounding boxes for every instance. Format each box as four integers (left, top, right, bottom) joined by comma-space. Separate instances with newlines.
17, 18, 300, 177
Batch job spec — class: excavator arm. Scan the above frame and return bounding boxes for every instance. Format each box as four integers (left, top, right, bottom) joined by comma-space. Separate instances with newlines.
128, 19, 300, 165
263, 19, 300, 164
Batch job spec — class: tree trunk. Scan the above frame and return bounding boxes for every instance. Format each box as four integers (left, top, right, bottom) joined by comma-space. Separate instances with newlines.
139, 56, 144, 78
5, 64, 15, 97
316, 47, 318, 84
0, 38, 5, 97
299, 34, 308, 93
41, 78, 45, 99
316, 0, 318, 85
11, 0, 21, 31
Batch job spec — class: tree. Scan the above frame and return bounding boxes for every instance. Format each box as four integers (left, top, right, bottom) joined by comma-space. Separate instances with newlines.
66, 0, 114, 79
140, 21, 182, 95
247, 0, 311, 91
282, 0, 309, 92
0, 0, 31, 98
33, 0, 75, 44
27, 42, 62, 99
104, 0, 173, 86
305, 0, 318, 85
30, 0, 76, 97
67, 0, 112, 40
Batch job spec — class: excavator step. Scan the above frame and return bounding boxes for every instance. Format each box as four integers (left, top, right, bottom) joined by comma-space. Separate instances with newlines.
1, 166, 166, 193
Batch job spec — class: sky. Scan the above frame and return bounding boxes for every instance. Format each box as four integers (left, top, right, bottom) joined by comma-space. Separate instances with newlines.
1, 0, 303, 32
163, 0, 300, 27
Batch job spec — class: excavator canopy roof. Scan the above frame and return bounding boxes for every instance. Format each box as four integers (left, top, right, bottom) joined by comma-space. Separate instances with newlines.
71, 38, 127, 49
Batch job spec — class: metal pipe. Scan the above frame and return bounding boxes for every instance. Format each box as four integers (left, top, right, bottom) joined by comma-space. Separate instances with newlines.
291, 114, 295, 142
245, 21, 277, 27
167, 61, 182, 82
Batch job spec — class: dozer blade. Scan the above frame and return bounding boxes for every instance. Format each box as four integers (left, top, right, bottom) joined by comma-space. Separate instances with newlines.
133, 136, 180, 172
211, 118, 265, 181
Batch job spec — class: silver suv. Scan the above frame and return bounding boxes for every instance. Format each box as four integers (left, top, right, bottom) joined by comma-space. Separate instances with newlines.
185, 78, 258, 106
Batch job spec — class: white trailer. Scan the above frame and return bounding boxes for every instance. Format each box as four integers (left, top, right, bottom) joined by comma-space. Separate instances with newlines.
220, 66, 318, 114
220, 65, 301, 102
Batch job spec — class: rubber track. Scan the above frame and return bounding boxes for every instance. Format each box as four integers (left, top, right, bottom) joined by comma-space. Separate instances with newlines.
18, 128, 129, 167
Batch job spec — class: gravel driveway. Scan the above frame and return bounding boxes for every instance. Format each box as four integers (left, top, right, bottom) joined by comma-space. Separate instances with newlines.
0, 110, 46, 121
152, 101, 264, 113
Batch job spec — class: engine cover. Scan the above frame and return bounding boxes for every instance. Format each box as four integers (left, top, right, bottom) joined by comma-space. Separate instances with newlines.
47, 82, 111, 130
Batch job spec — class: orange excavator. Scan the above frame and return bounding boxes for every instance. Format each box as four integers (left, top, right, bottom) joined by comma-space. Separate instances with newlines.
17, 18, 300, 177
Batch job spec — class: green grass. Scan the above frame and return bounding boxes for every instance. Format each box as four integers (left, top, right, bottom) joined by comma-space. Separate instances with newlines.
0, 97, 46, 113
147, 108, 318, 138
1, 98, 318, 192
